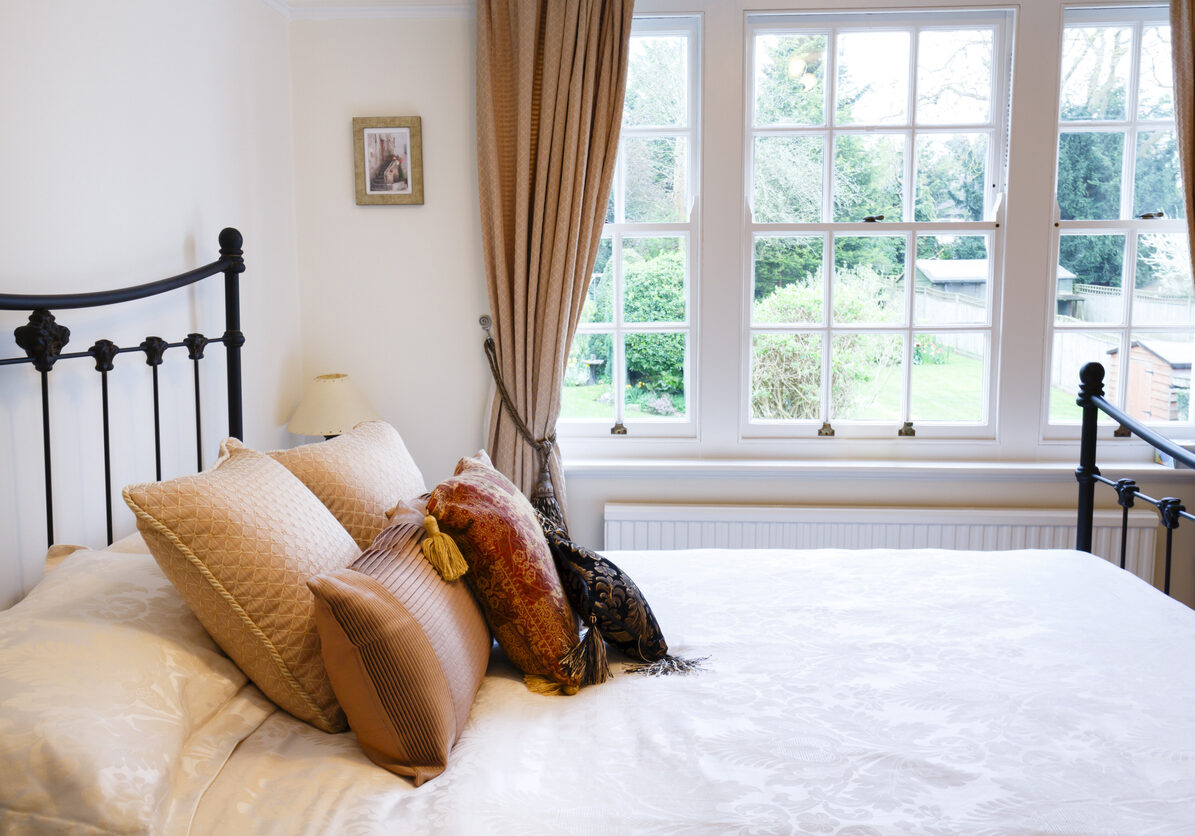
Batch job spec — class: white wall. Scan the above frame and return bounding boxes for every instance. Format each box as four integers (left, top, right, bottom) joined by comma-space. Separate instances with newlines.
0, 0, 302, 607
289, 13, 490, 485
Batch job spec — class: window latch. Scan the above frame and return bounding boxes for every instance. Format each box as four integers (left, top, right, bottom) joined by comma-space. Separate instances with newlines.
1138, 210, 1166, 220
610, 422, 628, 436
817, 422, 835, 437
862, 214, 885, 223
898, 421, 916, 437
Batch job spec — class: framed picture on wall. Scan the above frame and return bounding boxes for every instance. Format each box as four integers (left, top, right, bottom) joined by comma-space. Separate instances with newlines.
353, 116, 424, 205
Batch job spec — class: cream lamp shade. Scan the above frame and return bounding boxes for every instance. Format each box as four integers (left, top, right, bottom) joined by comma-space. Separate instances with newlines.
287, 373, 379, 437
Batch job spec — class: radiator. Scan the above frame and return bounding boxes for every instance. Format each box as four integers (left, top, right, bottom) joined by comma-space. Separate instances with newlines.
603, 504, 1157, 582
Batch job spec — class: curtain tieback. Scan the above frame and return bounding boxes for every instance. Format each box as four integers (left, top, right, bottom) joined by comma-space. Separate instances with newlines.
480, 316, 566, 531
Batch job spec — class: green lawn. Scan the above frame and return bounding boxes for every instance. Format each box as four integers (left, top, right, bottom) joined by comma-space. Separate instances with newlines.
563, 357, 1087, 424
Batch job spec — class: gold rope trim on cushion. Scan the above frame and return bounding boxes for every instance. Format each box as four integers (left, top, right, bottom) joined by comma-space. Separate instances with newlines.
122, 487, 337, 730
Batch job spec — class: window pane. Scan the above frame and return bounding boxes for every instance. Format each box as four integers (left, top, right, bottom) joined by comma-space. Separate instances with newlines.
1049, 331, 1121, 422
911, 332, 986, 422
833, 133, 905, 221
561, 333, 614, 421
1134, 130, 1185, 220
914, 133, 988, 222
753, 235, 824, 324
830, 333, 904, 420
1134, 234, 1195, 327
624, 136, 688, 223
751, 332, 822, 420
754, 33, 827, 127
1059, 26, 1131, 121
1058, 234, 1125, 325
623, 237, 686, 323
624, 36, 688, 128
753, 135, 823, 222
836, 30, 910, 125
1124, 332, 1193, 423
1057, 132, 1124, 220
916, 29, 993, 125
1138, 25, 1174, 120
580, 237, 613, 324
833, 235, 906, 324
625, 332, 687, 420
914, 235, 989, 324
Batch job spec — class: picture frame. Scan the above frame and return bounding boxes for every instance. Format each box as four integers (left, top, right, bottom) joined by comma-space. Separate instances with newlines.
353, 116, 424, 205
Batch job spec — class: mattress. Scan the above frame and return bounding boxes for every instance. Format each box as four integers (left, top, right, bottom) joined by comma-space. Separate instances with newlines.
196, 546, 1195, 834
6, 541, 1195, 834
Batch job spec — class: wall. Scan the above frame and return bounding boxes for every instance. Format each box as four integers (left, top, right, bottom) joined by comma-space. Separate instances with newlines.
289, 12, 490, 487
0, 0, 301, 607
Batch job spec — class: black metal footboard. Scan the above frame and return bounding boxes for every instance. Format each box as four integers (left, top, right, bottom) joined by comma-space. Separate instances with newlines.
0, 228, 245, 548
1076, 361, 1195, 595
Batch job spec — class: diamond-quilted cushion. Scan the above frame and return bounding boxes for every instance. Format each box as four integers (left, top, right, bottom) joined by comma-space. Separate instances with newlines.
123, 445, 361, 732
268, 421, 427, 549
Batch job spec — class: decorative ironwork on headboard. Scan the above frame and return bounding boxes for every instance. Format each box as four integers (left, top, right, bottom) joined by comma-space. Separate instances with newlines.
0, 227, 246, 548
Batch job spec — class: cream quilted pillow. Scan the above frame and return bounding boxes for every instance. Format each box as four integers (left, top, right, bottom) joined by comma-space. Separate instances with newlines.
123, 446, 361, 733
268, 420, 427, 549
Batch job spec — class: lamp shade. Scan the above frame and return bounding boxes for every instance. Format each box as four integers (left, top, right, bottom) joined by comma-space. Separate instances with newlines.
287, 373, 379, 437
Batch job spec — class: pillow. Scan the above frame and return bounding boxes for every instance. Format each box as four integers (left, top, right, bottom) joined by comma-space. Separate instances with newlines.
269, 421, 427, 549
307, 519, 491, 785
123, 444, 361, 732
0, 548, 273, 835
427, 454, 580, 692
539, 514, 668, 662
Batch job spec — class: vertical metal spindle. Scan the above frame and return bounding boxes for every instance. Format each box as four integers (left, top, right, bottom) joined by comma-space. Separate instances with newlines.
1119, 505, 1129, 570
184, 333, 208, 472
39, 370, 53, 547
140, 337, 168, 481
14, 310, 69, 549
90, 340, 118, 545
1165, 528, 1173, 596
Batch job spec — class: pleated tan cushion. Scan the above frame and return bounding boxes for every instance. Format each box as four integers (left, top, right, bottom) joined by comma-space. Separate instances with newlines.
123, 445, 361, 733
308, 520, 491, 785
268, 421, 427, 549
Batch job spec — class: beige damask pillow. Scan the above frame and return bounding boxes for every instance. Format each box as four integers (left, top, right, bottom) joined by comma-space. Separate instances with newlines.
268, 421, 427, 549
123, 445, 361, 732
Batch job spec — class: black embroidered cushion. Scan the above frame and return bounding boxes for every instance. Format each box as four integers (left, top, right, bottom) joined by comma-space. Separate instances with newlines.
539, 517, 668, 664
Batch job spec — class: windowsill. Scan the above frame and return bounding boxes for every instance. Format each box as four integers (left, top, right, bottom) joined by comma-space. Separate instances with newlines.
562, 457, 1195, 482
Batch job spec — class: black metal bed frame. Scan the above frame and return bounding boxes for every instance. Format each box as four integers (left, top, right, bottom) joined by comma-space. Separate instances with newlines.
0, 228, 245, 548
1076, 361, 1195, 596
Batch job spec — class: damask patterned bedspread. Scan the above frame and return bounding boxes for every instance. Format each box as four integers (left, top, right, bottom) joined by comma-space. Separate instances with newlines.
193, 548, 1195, 834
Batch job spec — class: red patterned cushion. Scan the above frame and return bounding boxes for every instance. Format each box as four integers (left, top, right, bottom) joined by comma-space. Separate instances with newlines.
427, 455, 579, 691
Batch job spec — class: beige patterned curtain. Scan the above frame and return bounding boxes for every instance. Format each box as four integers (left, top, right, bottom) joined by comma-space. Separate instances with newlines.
1173, 1, 1195, 286
475, 0, 633, 520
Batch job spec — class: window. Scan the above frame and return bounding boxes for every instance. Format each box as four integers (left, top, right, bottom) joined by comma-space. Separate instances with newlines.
745, 11, 1011, 438
560, 17, 699, 435
1048, 7, 1192, 427
558, 1, 1193, 462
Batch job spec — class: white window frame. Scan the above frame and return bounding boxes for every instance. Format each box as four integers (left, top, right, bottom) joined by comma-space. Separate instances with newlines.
1043, 3, 1192, 438
741, 9, 1014, 441
558, 14, 702, 440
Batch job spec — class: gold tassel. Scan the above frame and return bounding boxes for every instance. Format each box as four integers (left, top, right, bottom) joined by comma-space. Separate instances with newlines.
523, 674, 579, 696
420, 515, 468, 581
560, 617, 610, 687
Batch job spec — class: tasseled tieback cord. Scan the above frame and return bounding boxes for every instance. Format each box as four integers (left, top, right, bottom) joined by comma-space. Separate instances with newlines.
479, 315, 568, 533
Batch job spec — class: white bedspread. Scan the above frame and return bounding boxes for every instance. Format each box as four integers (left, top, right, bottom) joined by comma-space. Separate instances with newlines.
188, 548, 1195, 834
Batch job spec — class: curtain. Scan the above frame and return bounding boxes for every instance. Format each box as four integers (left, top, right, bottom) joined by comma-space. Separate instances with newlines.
1174, 0, 1195, 284
475, 0, 633, 521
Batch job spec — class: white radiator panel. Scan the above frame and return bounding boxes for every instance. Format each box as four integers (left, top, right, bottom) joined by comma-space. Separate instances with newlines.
603, 504, 1157, 582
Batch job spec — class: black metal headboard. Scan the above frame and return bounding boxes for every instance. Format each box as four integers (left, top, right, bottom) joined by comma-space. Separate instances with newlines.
0, 227, 245, 548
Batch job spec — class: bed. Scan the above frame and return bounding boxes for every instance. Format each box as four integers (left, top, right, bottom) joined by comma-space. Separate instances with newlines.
3, 232, 1195, 834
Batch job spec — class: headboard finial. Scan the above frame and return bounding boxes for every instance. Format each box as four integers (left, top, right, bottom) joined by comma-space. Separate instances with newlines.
219, 228, 245, 270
